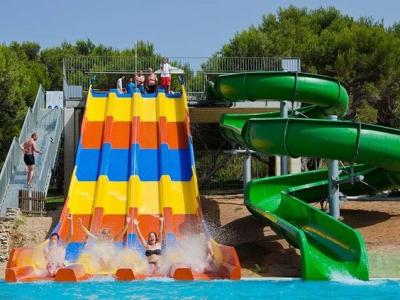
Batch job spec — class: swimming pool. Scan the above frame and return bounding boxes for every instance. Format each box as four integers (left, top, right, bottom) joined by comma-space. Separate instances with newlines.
1, 278, 399, 299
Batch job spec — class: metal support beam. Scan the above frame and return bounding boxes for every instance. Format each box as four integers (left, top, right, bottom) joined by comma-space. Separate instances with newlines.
243, 152, 252, 190
63, 108, 83, 194
224, 149, 254, 190
280, 101, 289, 175
328, 159, 340, 219
327, 115, 340, 219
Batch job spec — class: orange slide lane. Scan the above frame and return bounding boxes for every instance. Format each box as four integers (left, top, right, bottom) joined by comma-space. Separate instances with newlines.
81, 116, 189, 150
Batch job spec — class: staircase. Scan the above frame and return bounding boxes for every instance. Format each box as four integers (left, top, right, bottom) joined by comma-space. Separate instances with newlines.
0, 86, 63, 216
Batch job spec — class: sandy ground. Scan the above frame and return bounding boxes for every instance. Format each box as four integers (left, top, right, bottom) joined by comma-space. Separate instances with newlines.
1, 197, 400, 279
201, 194, 400, 278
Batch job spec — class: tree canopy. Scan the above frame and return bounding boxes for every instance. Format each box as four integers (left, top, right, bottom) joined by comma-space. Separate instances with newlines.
0, 40, 161, 163
219, 6, 400, 126
1, 6, 400, 164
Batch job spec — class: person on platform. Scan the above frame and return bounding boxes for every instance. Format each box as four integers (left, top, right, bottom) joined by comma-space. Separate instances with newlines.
135, 70, 145, 94
117, 75, 125, 94
160, 57, 178, 94
145, 68, 158, 94
126, 77, 136, 95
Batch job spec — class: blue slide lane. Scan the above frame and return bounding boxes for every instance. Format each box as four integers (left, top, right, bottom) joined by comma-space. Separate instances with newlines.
75, 144, 194, 181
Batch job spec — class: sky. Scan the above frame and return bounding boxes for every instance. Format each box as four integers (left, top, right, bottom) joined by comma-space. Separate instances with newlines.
0, 0, 399, 57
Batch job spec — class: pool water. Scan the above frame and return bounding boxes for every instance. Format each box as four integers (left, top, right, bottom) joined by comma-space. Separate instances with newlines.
1, 278, 400, 299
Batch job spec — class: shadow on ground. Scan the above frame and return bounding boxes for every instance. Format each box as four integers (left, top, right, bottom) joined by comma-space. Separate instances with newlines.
341, 209, 397, 228
236, 239, 301, 277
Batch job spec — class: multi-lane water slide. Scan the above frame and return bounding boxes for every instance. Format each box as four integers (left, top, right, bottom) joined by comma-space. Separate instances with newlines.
217, 72, 400, 280
5, 87, 240, 282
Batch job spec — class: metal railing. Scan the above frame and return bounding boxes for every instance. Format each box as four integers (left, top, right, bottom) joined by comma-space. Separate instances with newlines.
64, 56, 301, 100
0, 138, 21, 208
18, 110, 33, 144
63, 64, 83, 100
31, 85, 45, 124
17, 86, 45, 144
195, 150, 271, 194
36, 109, 63, 194
0, 85, 46, 210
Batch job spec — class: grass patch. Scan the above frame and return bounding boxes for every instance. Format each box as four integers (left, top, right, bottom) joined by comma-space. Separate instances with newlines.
13, 216, 26, 230
46, 196, 64, 204
46, 195, 65, 210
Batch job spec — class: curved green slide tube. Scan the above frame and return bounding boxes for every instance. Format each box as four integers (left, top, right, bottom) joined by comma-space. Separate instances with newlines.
217, 72, 400, 280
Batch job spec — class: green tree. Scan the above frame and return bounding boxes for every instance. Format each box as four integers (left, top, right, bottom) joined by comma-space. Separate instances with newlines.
0, 45, 30, 160
219, 6, 400, 126
0, 39, 170, 165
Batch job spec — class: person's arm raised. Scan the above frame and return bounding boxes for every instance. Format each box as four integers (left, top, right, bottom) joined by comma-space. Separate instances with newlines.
133, 219, 147, 247
78, 218, 98, 240
159, 216, 164, 244
113, 216, 132, 241
63, 214, 73, 246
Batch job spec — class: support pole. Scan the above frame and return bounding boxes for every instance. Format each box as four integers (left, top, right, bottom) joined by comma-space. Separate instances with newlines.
327, 115, 340, 219
243, 151, 252, 190
280, 101, 289, 175
135, 41, 138, 74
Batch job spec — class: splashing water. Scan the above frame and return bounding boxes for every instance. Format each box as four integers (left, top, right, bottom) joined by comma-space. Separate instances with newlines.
29, 233, 213, 277
76, 242, 147, 275
160, 234, 211, 274
329, 271, 367, 285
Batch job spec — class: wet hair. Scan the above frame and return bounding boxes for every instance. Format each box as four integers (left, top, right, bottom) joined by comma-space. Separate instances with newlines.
148, 232, 159, 242
50, 232, 60, 240
31, 132, 38, 138
101, 228, 111, 235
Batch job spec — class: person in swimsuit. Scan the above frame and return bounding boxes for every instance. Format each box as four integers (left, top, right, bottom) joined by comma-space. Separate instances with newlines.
145, 68, 158, 94
133, 216, 164, 274
20, 132, 43, 188
78, 216, 132, 271
44, 214, 73, 276
135, 70, 145, 94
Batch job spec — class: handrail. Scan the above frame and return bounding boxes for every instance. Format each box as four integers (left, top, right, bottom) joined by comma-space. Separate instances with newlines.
0, 85, 47, 212
19, 85, 44, 144
36, 109, 63, 194
31, 85, 45, 123
37, 139, 51, 190
0, 138, 20, 212
63, 56, 301, 100
18, 109, 32, 144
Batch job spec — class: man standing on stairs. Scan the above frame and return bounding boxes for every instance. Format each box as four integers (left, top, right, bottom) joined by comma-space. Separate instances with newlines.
20, 132, 42, 188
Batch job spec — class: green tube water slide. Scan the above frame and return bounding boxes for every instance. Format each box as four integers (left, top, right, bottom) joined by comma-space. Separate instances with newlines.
215, 72, 400, 280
